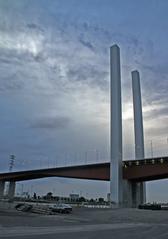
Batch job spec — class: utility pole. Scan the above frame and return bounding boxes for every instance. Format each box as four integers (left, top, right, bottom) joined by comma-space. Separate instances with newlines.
9, 154, 15, 172
96, 149, 99, 162
150, 140, 153, 158
85, 151, 88, 164
7, 154, 16, 199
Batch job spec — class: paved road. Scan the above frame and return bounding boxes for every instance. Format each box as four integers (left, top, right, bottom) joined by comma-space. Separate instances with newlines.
1, 205, 168, 238
0, 223, 152, 237
1, 224, 168, 239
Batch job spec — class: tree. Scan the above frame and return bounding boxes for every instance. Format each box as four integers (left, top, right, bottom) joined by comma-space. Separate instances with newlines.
46, 192, 53, 199
79, 196, 86, 202
98, 197, 104, 203
90, 198, 94, 203
33, 193, 37, 199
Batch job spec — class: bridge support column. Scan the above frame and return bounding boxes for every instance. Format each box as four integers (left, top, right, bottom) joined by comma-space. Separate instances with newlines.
131, 70, 146, 207
123, 180, 132, 207
110, 45, 123, 207
7, 181, 16, 199
0, 181, 5, 198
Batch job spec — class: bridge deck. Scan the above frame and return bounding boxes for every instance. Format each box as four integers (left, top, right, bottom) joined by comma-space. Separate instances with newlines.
0, 156, 167, 182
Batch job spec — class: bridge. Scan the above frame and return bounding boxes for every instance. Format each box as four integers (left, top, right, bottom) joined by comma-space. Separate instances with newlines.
0, 45, 166, 207
0, 156, 167, 200
0, 157, 168, 206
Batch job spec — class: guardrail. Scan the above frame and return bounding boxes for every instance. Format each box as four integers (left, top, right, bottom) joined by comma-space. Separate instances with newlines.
123, 157, 168, 168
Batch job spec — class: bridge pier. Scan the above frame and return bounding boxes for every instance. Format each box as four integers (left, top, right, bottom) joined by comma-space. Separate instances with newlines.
131, 70, 146, 207
0, 181, 5, 198
123, 181, 144, 208
121, 70, 146, 208
123, 180, 133, 207
131, 182, 141, 207
7, 181, 16, 199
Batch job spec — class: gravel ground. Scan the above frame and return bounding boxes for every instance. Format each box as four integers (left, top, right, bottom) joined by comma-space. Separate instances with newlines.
0, 203, 168, 239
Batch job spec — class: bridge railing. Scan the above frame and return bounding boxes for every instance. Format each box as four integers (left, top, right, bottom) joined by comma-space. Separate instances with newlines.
123, 157, 168, 168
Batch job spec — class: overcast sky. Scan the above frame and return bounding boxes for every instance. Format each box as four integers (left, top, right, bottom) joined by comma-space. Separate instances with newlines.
0, 0, 167, 201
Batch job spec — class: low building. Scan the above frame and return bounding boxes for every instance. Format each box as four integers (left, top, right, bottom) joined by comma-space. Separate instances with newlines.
69, 194, 79, 201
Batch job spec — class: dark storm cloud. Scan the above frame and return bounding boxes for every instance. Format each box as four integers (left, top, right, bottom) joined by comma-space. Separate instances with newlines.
30, 116, 71, 130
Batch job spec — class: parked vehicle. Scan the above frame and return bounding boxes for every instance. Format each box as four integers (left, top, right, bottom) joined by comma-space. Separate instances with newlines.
49, 203, 72, 213
15, 203, 33, 212
138, 203, 161, 210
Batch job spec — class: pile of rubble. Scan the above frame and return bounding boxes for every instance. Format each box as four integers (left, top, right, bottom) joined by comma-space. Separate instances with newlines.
15, 203, 72, 215
15, 203, 54, 215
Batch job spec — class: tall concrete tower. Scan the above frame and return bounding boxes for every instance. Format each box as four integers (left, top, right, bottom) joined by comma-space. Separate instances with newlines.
132, 70, 146, 205
110, 45, 123, 206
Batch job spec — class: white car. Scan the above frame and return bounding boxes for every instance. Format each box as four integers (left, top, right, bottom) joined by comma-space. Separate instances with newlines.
49, 203, 72, 213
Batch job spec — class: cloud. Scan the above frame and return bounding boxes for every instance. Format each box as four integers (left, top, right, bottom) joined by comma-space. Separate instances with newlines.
30, 116, 71, 130
146, 124, 168, 138
26, 23, 44, 33
78, 35, 95, 51
0, 0, 167, 202
144, 107, 168, 121
67, 63, 108, 91
0, 0, 167, 166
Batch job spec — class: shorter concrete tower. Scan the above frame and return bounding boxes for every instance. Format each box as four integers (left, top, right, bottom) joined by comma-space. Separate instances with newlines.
132, 70, 146, 206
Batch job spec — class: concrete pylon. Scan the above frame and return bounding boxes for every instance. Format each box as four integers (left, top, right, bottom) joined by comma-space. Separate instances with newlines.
0, 181, 5, 198
8, 181, 16, 199
132, 70, 146, 207
110, 45, 123, 206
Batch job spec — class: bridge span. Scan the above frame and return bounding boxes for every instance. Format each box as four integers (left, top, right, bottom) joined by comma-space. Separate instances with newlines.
0, 156, 168, 182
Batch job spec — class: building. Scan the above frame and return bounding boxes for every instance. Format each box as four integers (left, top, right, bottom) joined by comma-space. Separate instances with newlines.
69, 194, 79, 201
